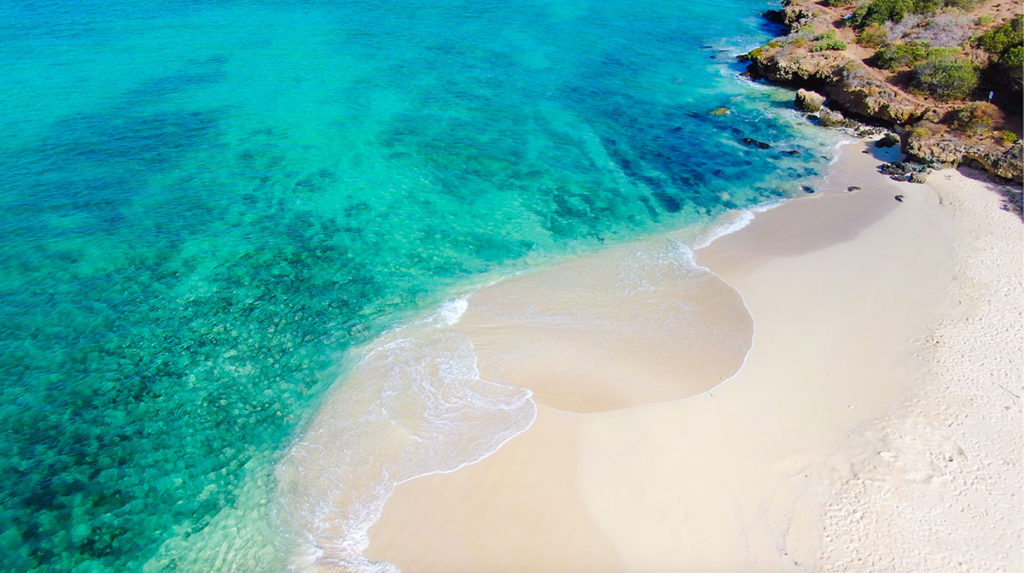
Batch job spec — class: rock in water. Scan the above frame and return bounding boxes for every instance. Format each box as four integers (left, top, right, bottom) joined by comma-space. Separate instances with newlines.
818, 108, 845, 127
742, 137, 772, 149
795, 89, 826, 112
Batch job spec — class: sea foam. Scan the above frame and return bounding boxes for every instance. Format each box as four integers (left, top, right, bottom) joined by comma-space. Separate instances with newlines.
275, 312, 536, 571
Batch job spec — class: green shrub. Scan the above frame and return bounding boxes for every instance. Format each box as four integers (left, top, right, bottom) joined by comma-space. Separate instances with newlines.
874, 41, 931, 69
790, 36, 811, 49
795, 24, 817, 37
811, 30, 848, 51
975, 17, 1024, 99
951, 101, 1001, 133
813, 38, 848, 51
998, 44, 1024, 91
1002, 44, 1024, 69
857, 23, 889, 48
974, 16, 1024, 55
996, 130, 1020, 145
851, 0, 981, 27
912, 55, 979, 99
976, 15, 994, 26
851, 0, 915, 28
916, 0, 980, 12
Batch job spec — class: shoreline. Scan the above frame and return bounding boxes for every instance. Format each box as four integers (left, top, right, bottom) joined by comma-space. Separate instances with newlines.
361, 139, 1023, 571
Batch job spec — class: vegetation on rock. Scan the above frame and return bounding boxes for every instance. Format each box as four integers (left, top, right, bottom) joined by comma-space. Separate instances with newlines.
850, 0, 916, 28
911, 53, 980, 100
744, 0, 1023, 182
857, 23, 890, 48
849, 0, 981, 28
813, 30, 849, 51
974, 16, 1024, 104
873, 40, 932, 69
974, 15, 1023, 54
951, 101, 1002, 133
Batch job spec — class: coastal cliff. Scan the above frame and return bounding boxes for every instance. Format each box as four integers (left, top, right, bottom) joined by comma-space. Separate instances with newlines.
745, 0, 1023, 183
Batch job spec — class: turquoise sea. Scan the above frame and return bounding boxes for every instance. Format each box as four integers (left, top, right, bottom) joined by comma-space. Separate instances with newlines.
0, 0, 838, 570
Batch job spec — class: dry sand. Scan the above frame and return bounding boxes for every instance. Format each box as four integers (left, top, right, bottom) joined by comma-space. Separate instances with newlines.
362, 141, 1023, 572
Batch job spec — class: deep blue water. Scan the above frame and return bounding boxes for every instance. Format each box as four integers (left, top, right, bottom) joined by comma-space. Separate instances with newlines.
0, 0, 835, 569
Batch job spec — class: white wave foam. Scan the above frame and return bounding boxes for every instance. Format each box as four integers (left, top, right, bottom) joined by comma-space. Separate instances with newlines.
437, 297, 469, 325
276, 318, 536, 573
694, 209, 755, 250
829, 135, 860, 164
690, 198, 790, 251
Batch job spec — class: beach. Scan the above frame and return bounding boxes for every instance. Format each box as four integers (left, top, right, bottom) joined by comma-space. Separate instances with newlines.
360, 141, 1024, 572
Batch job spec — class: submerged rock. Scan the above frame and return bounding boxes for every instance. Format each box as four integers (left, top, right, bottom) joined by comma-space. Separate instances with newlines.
742, 137, 772, 149
710, 106, 731, 116
795, 89, 826, 112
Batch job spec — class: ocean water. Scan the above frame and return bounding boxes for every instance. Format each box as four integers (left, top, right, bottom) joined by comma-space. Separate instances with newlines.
0, 0, 837, 570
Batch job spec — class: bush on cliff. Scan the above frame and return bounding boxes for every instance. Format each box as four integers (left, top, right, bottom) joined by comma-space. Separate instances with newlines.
812, 30, 848, 51
951, 102, 1002, 134
912, 0, 979, 12
873, 40, 932, 68
857, 23, 889, 48
912, 54, 979, 100
851, 0, 915, 28
851, 0, 981, 29
975, 17, 1024, 106
974, 16, 1024, 55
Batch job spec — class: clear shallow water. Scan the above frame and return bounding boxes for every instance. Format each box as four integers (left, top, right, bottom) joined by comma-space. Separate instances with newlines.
0, 0, 836, 570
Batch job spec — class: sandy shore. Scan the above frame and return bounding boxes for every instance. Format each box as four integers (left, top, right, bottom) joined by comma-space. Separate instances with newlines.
360, 141, 1023, 572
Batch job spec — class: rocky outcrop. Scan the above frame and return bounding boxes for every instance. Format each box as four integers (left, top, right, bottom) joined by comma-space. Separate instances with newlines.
818, 108, 846, 127
746, 44, 935, 125
743, 0, 1022, 183
746, 45, 845, 84
821, 62, 941, 125
905, 126, 1024, 183
795, 89, 826, 112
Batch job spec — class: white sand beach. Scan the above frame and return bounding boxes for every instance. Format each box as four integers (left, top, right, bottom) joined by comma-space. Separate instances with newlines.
362, 141, 1024, 572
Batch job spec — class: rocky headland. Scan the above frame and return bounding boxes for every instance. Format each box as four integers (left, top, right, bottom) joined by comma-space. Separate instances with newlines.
744, 0, 1023, 183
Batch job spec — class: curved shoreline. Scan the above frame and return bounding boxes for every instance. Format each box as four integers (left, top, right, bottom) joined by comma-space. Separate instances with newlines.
275, 201, 762, 570
362, 139, 1022, 571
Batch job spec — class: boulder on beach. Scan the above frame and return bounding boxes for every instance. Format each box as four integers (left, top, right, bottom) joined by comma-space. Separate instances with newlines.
876, 133, 900, 148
